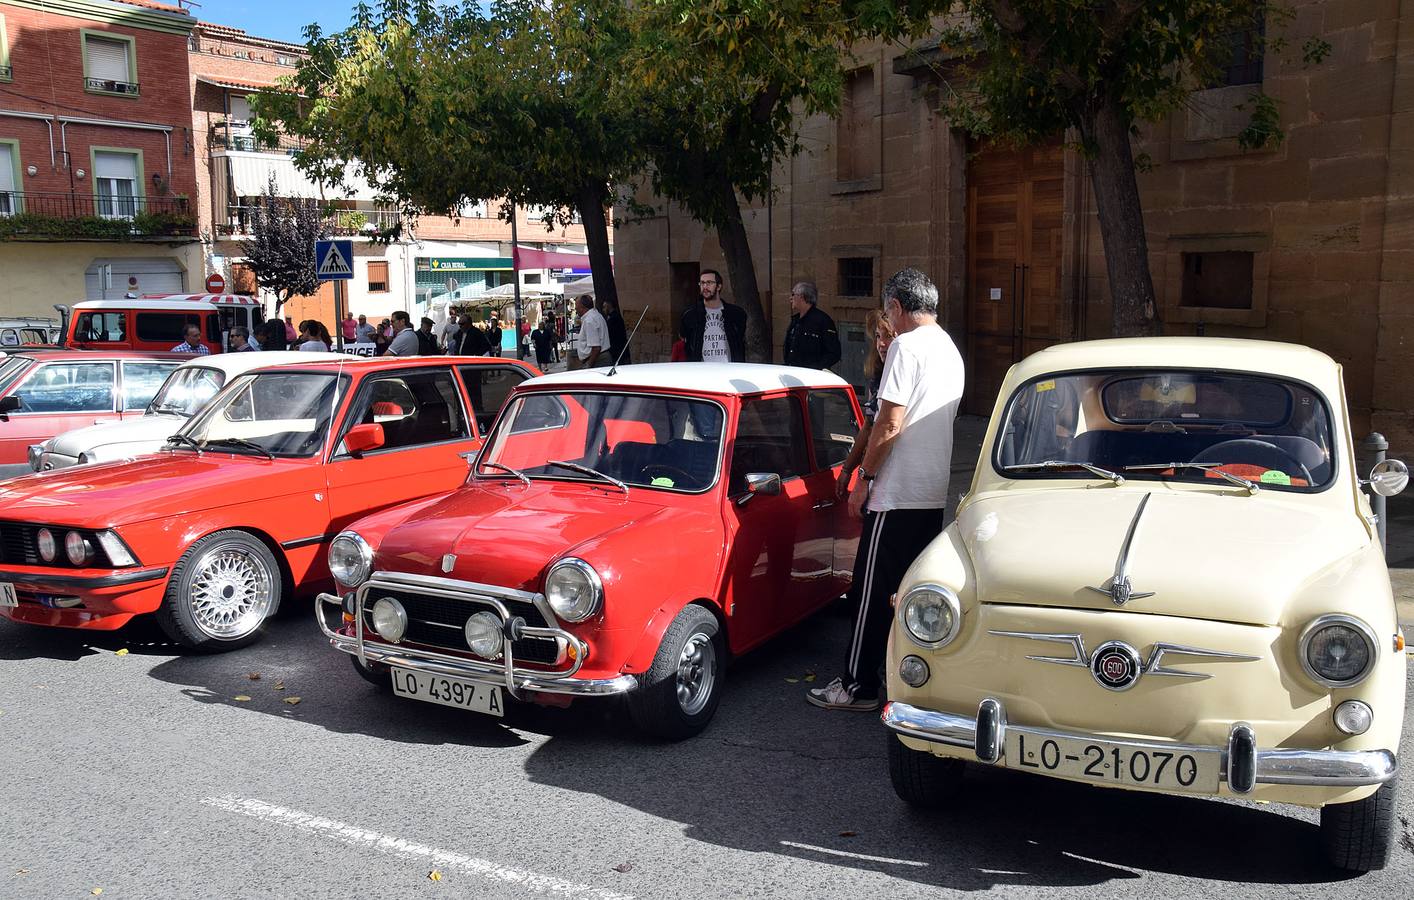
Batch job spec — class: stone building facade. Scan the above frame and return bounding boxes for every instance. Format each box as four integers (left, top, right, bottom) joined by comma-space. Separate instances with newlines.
613, 1, 1414, 453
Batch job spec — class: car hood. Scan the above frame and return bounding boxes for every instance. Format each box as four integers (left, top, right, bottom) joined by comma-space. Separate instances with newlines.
958, 487, 1368, 626
0, 452, 290, 527
45, 413, 188, 458
373, 482, 680, 593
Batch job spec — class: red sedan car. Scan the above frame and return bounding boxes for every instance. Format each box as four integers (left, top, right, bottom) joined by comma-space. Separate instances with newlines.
317, 364, 863, 738
0, 355, 537, 650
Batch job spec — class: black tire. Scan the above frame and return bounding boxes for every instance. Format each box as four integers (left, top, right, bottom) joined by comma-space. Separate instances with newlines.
627, 604, 722, 741
350, 653, 392, 689
888, 732, 965, 808
1320, 776, 1398, 872
155, 530, 282, 651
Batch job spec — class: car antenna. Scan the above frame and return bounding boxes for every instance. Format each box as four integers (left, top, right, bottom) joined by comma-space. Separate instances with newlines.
608, 303, 648, 377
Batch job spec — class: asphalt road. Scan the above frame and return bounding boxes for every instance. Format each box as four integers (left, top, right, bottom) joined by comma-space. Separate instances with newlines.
1, 598, 1410, 900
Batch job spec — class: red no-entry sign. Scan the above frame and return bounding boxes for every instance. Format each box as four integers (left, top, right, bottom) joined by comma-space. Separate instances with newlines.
205, 272, 226, 294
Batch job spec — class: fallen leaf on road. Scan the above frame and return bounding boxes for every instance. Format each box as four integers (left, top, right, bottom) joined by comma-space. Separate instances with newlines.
785, 677, 800, 684
804, 674, 816, 682
233, 695, 252, 702
91, 889, 103, 896
274, 682, 285, 690
428, 870, 443, 882
247, 672, 261, 680
114, 649, 128, 657
15, 867, 28, 874
839, 831, 857, 837
282, 697, 301, 705
612, 862, 633, 873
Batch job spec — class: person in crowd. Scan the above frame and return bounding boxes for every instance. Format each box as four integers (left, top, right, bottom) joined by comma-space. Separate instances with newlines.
448, 314, 490, 356
355, 314, 377, 344
284, 317, 297, 347
681, 269, 745, 362
487, 316, 503, 357
437, 313, 460, 351
553, 315, 564, 362
574, 295, 609, 368
808, 267, 964, 713
836, 309, 896, 498
416, 317, 439, 356
259, 320, 285, 352
530, 320, 555, 369
298, 321, 330, 352
229, 326, 256, 352
601, 296, 630, 366
171, 324, 210, 355
373, 319, 391, 355
341, 314, 357, 344
386, 310, 421, 356
782, 280, 841, 369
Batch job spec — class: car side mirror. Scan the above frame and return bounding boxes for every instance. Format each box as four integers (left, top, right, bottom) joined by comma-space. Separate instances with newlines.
737, 472, 781, 506
0, 395, 22, 414
1368, 459, 1408, 497
344, 423, 385, 457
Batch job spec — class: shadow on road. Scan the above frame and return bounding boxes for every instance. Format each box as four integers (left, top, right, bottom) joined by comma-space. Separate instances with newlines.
0, 615, 181, 661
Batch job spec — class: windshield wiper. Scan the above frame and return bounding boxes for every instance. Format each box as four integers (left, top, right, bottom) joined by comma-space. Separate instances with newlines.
1005, 460, 1125, 485
481, 460, 530, 487
201, 437, 275, 461
164, 433, 203, 454
1123, 462, 1259, 494
546, 459, 629, 494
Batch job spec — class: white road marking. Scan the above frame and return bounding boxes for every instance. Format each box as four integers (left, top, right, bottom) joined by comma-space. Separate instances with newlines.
778, 840, 928, 867
202, 796, 634, 899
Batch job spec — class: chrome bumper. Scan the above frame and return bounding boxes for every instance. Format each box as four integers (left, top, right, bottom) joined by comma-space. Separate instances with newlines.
315, 572, 636, 699
882, 700, 1398, 791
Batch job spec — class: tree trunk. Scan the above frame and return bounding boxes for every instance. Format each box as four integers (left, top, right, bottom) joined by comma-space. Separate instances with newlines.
708, 173, 770, 362
575, 181, 618, 311
1079, 95, 1160, 337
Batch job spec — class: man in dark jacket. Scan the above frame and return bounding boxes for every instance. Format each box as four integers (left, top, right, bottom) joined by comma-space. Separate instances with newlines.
782, 281, 842, 369
680, 268, 746, 362
601, 296, 630, 366
448, 314, 491, 356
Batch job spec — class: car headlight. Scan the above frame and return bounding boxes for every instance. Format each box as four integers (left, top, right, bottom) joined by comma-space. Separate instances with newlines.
328, 532, 374, 587
36, 528, 56, 562
463, 611, 504, 659
899, 584, 962, 649
370, 597, 408, 643
27, 444, 42, 470
64, 530, 93, 566
1299, 615, 1378, 688
544, 557, 602, 622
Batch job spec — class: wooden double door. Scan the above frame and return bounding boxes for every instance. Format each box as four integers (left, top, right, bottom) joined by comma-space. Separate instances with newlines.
964, 140, 1072, 416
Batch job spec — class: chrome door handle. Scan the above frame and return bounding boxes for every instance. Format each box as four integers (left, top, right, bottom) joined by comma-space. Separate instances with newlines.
812, 500, 836, 510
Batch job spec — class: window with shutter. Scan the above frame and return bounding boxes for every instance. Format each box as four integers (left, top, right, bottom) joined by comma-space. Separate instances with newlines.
83, 32, 135, 94
229, 95, 253, 122
0, 143, 15, 215
94, 150, 140, 219
367, 261, 389, 293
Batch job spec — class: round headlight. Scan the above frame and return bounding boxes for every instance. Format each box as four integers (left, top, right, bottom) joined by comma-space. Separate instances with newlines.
545, 558, 603, 622
1333, 700, 1373, 736
1300, 615, 1377, 688
899, 655, 930, 687
64, 530, 92, 566
328, 532, 374, 587
464, 611, 504, 659
36, 528, 56, 563
370, 597, 408, 643
899, 584, 962, 648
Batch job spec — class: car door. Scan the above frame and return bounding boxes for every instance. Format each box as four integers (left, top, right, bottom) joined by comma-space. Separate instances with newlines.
722, 393, 818, 648
118, 360, 180, 418
0, 360, 118, 464
323, 365, 483, 538
805, 387, 864, 608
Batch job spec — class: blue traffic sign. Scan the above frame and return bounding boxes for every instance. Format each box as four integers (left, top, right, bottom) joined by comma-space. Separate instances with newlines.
315, 239, 354, 281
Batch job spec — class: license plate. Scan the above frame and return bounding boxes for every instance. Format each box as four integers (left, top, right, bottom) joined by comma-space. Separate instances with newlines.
1005, 728, 1221, 794
390, 667, 504, 718
0, 582, 15, 609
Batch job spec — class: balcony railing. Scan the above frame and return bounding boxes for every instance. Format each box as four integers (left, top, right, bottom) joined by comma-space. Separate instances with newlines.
218, 204, 401, 238
0, 191, 196, 239
209, 118, 307, 153
85, 77, 140, 96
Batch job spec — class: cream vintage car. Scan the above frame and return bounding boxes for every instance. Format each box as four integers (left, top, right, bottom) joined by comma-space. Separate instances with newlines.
882, 337, 1406, 873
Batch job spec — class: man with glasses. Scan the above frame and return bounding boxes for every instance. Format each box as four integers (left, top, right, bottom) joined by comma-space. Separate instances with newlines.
680, 269, 746, 363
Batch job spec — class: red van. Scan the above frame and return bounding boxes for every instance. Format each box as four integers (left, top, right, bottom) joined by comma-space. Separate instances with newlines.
64, 294, 262, 354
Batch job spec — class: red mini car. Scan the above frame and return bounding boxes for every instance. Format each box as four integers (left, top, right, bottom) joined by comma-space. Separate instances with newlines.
0, 355, 537, 649
317, 363, 863, 739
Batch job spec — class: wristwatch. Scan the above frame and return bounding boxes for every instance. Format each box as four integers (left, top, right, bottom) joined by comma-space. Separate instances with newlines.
859, 467, 876, 482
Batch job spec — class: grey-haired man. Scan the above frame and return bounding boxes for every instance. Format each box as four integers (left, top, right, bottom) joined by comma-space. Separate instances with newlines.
782, 281, 841, 369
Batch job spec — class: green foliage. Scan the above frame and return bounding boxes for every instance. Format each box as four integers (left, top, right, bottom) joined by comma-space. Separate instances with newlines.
1236, 92, 1284, 150
0, 209, 196, 240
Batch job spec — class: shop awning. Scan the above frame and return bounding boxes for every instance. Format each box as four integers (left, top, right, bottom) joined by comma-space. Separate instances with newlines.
224, 151, 380, 201
512, 247, 598, 270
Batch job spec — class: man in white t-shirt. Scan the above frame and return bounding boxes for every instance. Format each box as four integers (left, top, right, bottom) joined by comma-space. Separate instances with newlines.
680, 269, 746, 362
574, 295, 610, 367
808, 267, 964, 712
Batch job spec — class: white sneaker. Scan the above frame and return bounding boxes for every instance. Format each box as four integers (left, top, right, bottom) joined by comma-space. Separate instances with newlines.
806, 677, 880, 711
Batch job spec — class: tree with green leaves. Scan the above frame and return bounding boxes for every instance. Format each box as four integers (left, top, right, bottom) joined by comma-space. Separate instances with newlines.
239, 174, 324, 316
923, 1, 1328, 336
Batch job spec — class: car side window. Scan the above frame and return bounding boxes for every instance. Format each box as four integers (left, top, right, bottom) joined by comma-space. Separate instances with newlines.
122, 362, 176, 410
14, 362, 116, 413
135, 313, 194, 344
346, 369, 470, 453
457, 365, 531, 435
75, 312, 127, 343
807, 389, 859, 470
730, 395, 808, 494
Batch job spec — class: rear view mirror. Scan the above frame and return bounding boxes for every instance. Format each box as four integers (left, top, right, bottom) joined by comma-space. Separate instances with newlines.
737, 472, 782, 506
1368, 459, 1408, 497
344, 423, 386, 457
0, 396, 21, 414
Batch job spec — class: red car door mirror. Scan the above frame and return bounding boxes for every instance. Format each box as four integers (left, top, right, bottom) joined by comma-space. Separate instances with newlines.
344, 422, 385, 456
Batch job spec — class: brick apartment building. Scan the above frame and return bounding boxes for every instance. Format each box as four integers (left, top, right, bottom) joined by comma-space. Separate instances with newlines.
0, 0, 201, 315
614, 2, 1414, 453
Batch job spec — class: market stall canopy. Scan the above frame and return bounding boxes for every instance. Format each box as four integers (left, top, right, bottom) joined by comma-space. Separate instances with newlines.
478, 282, 564, 299
563, 276, 597, 299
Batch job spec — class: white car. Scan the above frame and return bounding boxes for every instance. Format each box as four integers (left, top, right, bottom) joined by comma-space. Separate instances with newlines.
30, 351, 343, 471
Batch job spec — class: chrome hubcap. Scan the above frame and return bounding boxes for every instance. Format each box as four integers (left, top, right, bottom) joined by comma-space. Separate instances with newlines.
675, 632, 716, 716
187, 547, 273, 640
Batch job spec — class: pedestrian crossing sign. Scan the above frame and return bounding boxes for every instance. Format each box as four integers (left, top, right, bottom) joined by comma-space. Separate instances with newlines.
314, 239, 354, 281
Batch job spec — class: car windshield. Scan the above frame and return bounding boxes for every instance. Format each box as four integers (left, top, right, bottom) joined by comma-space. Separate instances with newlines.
479, 391, 725, 492
180, 371, 342, 457
994, 370, 1337, 491
147, 366, 226, 416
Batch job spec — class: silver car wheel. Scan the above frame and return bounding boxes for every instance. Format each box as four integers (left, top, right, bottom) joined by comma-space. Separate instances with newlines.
186, 545, 275, 640
675, 632, 717, 716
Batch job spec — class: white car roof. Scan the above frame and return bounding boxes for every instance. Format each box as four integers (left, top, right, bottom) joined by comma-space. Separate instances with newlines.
72, 294, 261, 311
524, 362, 853, 395
174, 351, 345, 376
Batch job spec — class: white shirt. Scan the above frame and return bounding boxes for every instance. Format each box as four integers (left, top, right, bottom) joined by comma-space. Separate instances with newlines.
575, 308, 609, 361
868, 323, 964, 512
701, 305, 729, 363
298, 339, 328, 352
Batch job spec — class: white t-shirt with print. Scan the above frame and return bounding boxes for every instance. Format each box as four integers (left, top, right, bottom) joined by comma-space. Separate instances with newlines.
867, 323, 964, 512
701, 305, 730, 362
